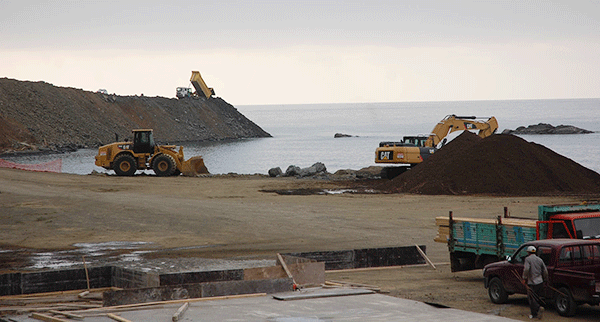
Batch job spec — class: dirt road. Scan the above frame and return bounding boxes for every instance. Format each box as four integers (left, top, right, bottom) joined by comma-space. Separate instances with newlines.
1, 168, 598, 321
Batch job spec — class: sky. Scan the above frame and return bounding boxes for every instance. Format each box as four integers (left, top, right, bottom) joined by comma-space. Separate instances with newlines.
1, 0, 600, 105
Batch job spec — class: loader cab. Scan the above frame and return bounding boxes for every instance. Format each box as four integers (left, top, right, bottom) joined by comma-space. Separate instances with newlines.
132, 129, 155, 154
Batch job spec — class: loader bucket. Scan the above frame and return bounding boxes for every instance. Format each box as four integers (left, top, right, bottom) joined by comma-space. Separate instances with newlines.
181, 156, 209, 176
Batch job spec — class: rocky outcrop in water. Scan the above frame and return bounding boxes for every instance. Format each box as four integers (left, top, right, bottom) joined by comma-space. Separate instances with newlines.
334, 133, 357, 138
502, 123, 593, 135
0, 78, 271, 154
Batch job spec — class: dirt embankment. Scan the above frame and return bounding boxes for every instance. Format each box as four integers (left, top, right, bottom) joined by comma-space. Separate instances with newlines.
0, 78, 270, 153
379, 132, 600, 196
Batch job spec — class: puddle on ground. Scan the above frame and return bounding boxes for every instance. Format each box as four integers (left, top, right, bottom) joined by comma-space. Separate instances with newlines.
0, 241, 274, 274
0, 241, 157, 271
261, 188, 379, 195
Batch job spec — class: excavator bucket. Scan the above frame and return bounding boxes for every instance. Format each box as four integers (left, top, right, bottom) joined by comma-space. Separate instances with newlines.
181, 156, 209, 176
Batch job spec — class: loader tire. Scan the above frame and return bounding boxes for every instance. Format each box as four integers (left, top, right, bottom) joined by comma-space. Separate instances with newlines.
152, 154, 176, 177
113, 154, 137, 176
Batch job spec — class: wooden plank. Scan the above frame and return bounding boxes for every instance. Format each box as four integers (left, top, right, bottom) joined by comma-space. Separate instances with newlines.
435, 216, 537, 227
30, 313, 69, 322
326, 280, 380, 292
415, 245, 436, 270
107, 313, 132, 322
72, 293, 267, 314
0, 287, 119, 300
326, 263, 429, 273
273, 288, 373, 301
172, 302, 189, 322
47, 310, 84, 320
434, 237, 448, 243
276, 253, 297, 288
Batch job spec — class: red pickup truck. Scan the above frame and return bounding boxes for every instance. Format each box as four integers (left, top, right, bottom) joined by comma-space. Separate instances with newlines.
483, 239, 600, 316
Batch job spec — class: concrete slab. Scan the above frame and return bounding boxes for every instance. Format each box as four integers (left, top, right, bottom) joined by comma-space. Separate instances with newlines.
7, 290, 518, 321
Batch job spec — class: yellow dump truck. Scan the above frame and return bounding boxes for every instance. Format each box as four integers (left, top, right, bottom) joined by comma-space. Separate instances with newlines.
190, 71, 215, 98
176, 71, 215, 99
95, 129, 208, 176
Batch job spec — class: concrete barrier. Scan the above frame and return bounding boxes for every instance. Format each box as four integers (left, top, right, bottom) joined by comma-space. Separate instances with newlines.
159, 269, 244, 286
103, 278, 293, 306
284, 245, 426, 270
0, 245, 426, 296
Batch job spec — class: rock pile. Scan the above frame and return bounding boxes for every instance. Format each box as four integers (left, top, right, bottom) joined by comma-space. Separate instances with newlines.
268, 163, 382, 180
0, 78, 271, 154
379, 132, 600, 195
269, 162, 327, 178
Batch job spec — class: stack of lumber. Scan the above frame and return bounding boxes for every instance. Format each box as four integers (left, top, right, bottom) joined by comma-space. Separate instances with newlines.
0, 288, 114, 320
434, 216, 537, 244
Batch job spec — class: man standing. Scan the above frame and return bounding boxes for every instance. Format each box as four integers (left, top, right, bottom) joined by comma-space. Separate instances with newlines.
522, 245, 548, 319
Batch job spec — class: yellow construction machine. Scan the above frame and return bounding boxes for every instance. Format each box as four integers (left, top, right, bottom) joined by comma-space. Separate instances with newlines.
95, 129, 208, 176
176, 71, 215, 99
376, 115, 498, 178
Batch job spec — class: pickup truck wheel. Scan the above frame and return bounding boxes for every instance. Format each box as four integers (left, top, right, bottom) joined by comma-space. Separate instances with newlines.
488, 277, 508, 304
152, 154, 176, 177
113, 154, 137, 176
555, 287, 577, 317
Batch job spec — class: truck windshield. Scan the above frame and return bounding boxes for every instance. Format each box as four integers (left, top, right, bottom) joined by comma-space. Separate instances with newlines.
573, 217, 600, 239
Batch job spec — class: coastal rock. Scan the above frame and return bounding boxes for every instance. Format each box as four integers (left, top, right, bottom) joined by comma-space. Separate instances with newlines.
298, 162, 327, 177
333, 166, 383, 180
282, 163, 327, 177
268, 167, 283, 177
502, 123, 593, 135
285, 165, 301, 177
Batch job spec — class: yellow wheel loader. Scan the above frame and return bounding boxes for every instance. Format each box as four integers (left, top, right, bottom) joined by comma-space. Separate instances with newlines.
95, 129, 208, 176
376, 115, 498, 179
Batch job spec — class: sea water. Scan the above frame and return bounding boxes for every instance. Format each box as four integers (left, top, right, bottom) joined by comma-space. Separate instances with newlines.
4, 98, 600, 175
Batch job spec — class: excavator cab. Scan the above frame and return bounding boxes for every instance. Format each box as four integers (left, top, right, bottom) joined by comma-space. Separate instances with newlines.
132, 129, 155, 154
402, 136, 428, 147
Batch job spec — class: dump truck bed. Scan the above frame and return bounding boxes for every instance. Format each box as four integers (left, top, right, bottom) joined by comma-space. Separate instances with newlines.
435, 216, 537, 258
190, 71, 214, 98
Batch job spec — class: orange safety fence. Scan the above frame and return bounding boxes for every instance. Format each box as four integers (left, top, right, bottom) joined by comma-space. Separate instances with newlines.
0, 158, 62, 173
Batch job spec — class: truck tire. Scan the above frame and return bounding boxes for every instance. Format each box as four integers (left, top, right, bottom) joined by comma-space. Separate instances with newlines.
488, 277, 508, 304
555, 287, 577, 317
152, 154, 176, 177
113, 154, 137, 176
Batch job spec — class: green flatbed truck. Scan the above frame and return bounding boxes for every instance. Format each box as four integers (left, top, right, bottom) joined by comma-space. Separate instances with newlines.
435, 203, 600, 272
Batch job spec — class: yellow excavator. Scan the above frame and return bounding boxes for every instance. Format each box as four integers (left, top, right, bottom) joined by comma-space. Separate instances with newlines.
376, 115, 498, 179
95, 129, 208, 176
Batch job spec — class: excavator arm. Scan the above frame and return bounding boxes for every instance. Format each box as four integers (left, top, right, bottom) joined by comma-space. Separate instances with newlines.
424, 115, 498, 147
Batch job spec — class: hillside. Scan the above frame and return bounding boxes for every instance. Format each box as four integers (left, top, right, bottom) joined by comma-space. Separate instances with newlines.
0, 78, 270, 153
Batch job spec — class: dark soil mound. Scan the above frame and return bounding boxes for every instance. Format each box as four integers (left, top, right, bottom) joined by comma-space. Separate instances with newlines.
379, 132, 600, 195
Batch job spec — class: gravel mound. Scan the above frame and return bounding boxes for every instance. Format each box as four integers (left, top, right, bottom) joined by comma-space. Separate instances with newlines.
0, 77, 271, 153
379, 132, 600, 195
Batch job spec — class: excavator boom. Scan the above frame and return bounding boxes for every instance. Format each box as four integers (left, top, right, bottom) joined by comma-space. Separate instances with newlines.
425, 115, 498, 147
